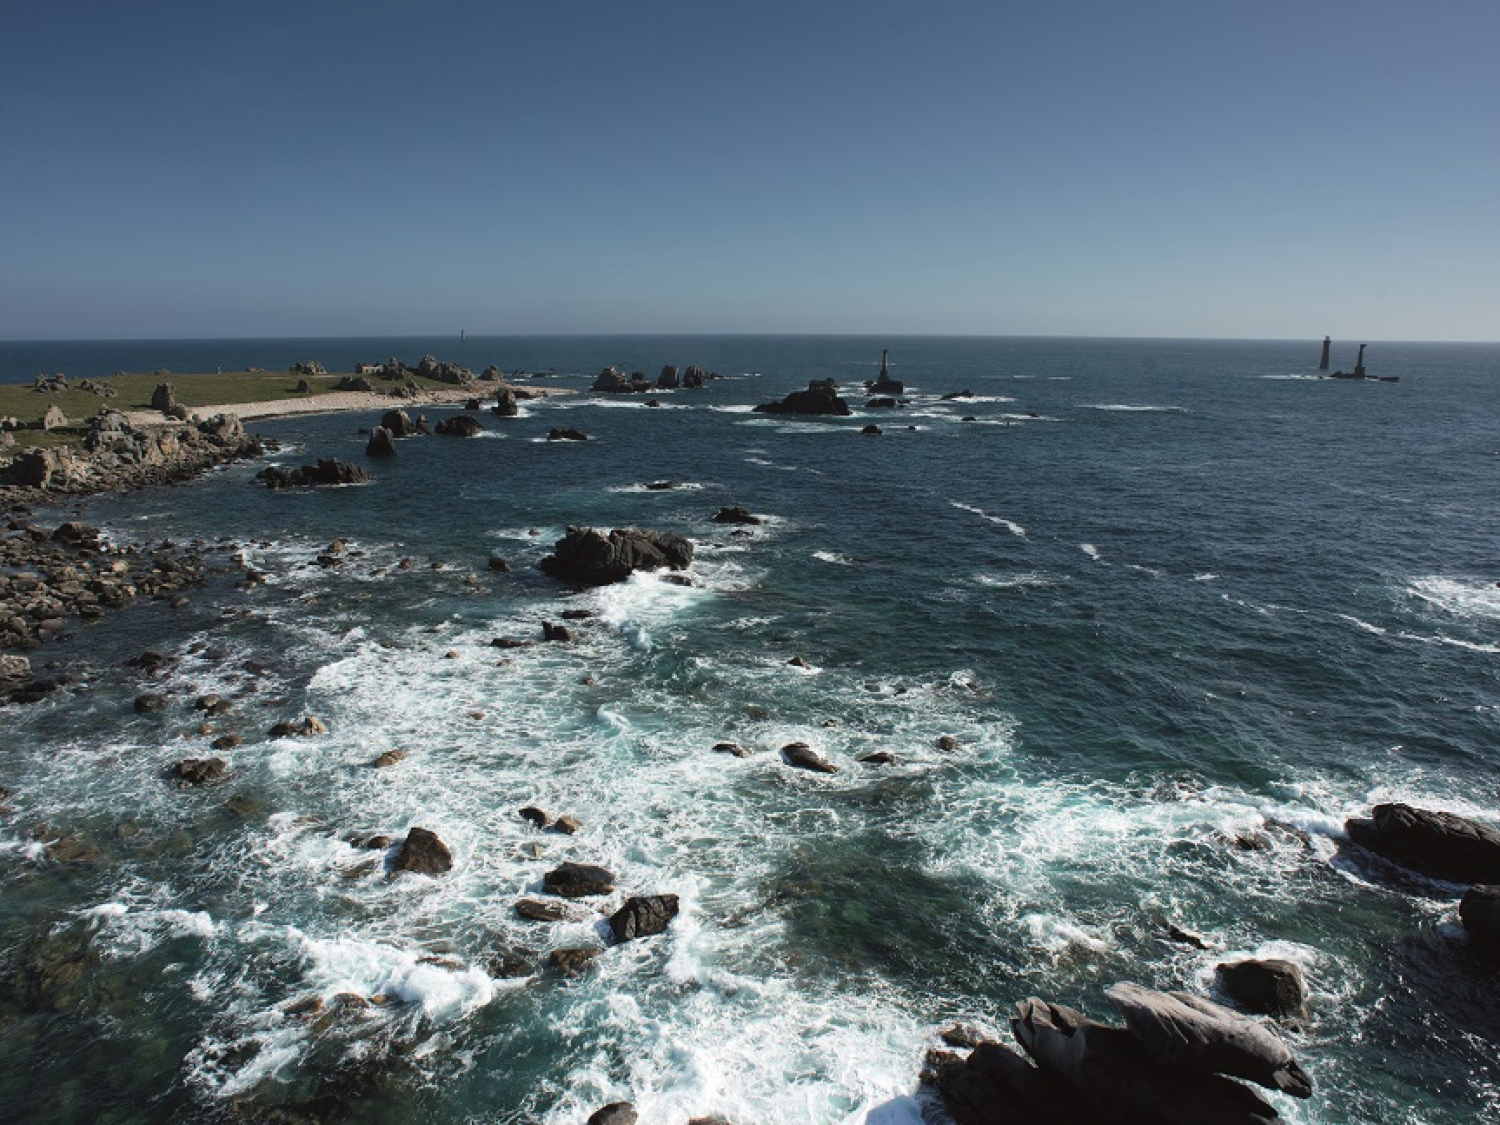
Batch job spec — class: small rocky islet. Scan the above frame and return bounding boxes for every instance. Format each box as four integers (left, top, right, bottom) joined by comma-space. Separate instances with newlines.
2, 351, 1499, 1123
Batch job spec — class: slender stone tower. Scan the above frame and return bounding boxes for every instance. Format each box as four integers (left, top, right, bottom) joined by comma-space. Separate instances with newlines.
1318, 336, 1330, 370
1354, 344, 1367, 378
880, 349, 889, 380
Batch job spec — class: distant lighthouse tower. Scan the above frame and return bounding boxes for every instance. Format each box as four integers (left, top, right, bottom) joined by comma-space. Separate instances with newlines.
1353, 344, 1367, 378
1318, 336, 1330, 371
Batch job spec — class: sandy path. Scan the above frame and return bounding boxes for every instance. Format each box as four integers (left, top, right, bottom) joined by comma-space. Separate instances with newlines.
120, 384, 564, 427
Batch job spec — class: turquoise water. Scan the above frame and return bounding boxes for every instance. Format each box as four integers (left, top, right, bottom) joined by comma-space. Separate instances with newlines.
3, 336, 1499, 1122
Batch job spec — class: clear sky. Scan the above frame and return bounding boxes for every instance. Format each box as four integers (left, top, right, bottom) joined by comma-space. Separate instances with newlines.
2, 0, 1496, 340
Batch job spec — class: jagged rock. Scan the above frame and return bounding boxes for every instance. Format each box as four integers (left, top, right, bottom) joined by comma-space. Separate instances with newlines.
1104, 982, 1312, 1097
493, 387, 519, 416
150, 384, 175, 412
539, 526, 693, 586
936, 1040, 1093, 1125
941, 1024, 995, 1049
41, 404, 67, 430
194, 694, 230, 714
861, 424, 882, 435
781, 742, 837, 773
257, 459, 369, 488
336, 375, 374, 392
380, 409, 418, 437
211, 734, 243, 751
1345, 802, 1500, 883
1217, 959, 1306, 1017
391, 827, 453, 875
268, 716, 327, 738
373, 749, 407, 768
434, 414, 484, 437
608, 894, 680, 942
487, 555, 510, 572
553, 814, 581, 834
713, 742, 751, 757
936, 735, 962, 750
1012, 997, 1282, 1123
587, 1102, 637, 1125
866, 397, 898, 409
519, 806, 550, 827
683, 366, 707, 388
543, 861, 615, 897
541, 621, 572, 642
547, 427, 588, 441
172, 758, 227, 786
1461, 884, 1500, 947
712, 506, 761, 525
365, 426, 397, 457
128, 650, 175, 673
753, 379, 850, 416
295, 379, 312, 393
658, 365, 680, 388
859, 751, 897, 765
592, 367, 628, 392
134, 693, 167, 713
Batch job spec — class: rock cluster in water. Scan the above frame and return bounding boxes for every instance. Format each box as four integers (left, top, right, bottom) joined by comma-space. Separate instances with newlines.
539, 526, 693, 586
256, 459, 369, 489
753, 378, 850, 416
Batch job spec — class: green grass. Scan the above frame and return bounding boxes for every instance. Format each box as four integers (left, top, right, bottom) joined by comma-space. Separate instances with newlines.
0, 369, 470, 423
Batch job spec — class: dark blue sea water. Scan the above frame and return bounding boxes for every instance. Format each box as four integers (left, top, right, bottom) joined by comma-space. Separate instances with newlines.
3, 336, 1499, 1123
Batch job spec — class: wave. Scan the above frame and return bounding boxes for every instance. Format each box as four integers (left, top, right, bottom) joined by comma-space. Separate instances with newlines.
950, 501, 1026, 538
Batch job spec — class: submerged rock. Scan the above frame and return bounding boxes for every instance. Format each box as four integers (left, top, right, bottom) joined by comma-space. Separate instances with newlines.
171, 758, 228, 786
547, 426, 589, 441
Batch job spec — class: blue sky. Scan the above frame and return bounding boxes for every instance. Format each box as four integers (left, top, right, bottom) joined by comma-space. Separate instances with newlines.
2, 0, 1496, 340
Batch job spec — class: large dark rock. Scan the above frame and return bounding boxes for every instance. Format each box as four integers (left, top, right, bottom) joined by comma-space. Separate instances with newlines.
1217, 959, 1306, 1017
434, 414, 484, 437
539, 526, 693, 586
608, 894, 680, 943
391, 827, 453, 875
257, 459, 370, 488
543, 861, 616, 897
753, 379, 850, 416
1345, 802, 1500, 883
150, 383, 176, 412
658, 365, 680, 388
1104, 982, 1312, 1098
380, 409, 418, 437
1012, 997, 1281, 1123
935, 1040, 1092, 1125
592, 367, 628, 393
1461, 884, 1500, 947
547, 427, 588, 441
365, 426, 397, 457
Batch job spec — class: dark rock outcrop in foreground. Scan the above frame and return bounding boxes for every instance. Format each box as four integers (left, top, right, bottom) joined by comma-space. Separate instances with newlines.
540, 526, 693, 587
1345, 802, 1500, 883
608, 894, 680, 943
753, 379, 850, 416
257, 459, 369, 489
1461, 884, 1500, 947
930, 982, 1311, 1125
586, 1101, 637, 1125
391, 827, 452, 875
365, 426, 397, 457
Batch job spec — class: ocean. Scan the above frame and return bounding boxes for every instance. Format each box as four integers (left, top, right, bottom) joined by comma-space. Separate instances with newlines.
2, 335, 1498, 1123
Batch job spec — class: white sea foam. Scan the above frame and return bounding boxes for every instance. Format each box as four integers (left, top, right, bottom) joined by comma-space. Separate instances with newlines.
1081, 543, 1103, 561
973, 572, 1056, 590
950, 501, 1026, 538
1408, 576, 1500, 622
1078, 404, 1186, 413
